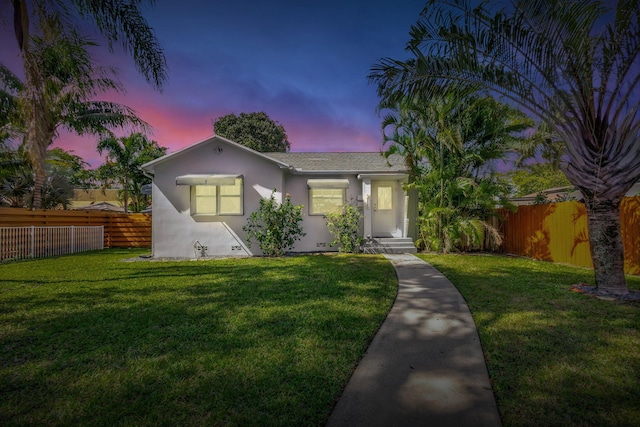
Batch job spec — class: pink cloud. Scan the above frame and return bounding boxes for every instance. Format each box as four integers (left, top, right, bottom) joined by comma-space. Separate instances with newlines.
37, 54, 387, 167
52, 107, 384, 168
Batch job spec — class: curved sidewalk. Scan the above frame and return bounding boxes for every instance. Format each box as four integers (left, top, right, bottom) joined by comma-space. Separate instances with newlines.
326, 254, 501, 427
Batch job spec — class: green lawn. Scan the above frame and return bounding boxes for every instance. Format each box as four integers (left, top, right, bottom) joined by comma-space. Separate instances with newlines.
0, 249, 397, 426
419, 253, 640, 427
5, 250, 638, 426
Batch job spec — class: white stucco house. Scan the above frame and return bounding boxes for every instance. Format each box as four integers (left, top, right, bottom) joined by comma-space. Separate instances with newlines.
141, 135, 417, 258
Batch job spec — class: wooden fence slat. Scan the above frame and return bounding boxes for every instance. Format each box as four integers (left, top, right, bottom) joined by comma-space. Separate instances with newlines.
500, 197, 640, 275
3, 197, 638, 272
0, 208, 151, 249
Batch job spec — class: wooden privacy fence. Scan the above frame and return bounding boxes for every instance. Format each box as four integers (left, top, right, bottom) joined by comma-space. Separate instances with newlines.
0, 208, 151, 249
499, 197, 640, 275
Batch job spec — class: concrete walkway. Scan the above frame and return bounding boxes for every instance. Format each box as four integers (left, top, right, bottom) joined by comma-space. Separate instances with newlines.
326, 254, 502, 427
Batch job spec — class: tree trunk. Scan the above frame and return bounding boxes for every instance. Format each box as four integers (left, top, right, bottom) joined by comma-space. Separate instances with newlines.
123, 176, 129, 214
25, 102, 48, 210
31, 165, 45, 209
22, 41, 49, 210
585, 198, 628, 295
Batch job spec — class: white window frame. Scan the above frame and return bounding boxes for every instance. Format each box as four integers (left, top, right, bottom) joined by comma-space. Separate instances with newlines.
309, 187, 347, 216
190, 177, 244, 216
307, 179, 349, 216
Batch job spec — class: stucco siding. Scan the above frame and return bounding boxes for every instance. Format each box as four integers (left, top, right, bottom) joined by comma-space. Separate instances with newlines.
151, 139, 284, 258
284, 174, 363, 252
145, 136, 409, 258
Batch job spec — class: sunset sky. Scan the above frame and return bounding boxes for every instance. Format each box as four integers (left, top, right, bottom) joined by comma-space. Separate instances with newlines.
0, 0, 427, 166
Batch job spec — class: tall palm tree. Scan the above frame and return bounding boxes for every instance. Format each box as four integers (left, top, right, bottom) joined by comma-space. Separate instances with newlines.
97, 133, 166, 214
380, 96, 431, 181
370, 0, 640, 295
382, 91, 530, 252
7, 0, 166, 209
2, 28, 148, 209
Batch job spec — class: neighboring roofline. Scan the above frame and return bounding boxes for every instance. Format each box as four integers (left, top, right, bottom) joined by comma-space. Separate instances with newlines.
141, 135, 293, 173
521, 186, 574, 198
292, 170, 408, 175
265, 151, 394, 156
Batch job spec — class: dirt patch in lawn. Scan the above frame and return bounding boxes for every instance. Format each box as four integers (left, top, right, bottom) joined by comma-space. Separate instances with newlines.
570, 283, 640, 302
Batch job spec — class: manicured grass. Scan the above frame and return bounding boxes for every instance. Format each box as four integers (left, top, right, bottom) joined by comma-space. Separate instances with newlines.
419, 253, 640, 427
1, 249, 397, 426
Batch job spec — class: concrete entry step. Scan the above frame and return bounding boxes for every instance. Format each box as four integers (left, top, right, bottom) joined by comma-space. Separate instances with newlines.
363, 237, 417, 254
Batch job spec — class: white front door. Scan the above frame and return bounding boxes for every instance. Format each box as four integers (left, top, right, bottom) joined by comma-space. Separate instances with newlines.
372, 181, 397, 237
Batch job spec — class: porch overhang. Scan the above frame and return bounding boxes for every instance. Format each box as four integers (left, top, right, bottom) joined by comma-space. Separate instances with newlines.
306, 178, 350, 188
175, 174, 240, 186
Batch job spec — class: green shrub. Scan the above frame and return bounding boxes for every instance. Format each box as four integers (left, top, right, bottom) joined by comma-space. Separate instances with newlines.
243, 191, 305, 256
325, 203, 363, 253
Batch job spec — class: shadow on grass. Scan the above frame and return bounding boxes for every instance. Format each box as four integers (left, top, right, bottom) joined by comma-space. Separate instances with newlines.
420, 254, 640, 427
0, 251, 396, 426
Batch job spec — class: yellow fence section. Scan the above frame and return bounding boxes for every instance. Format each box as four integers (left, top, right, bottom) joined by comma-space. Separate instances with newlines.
0, 208, 152, 248
500, 197, 640, 275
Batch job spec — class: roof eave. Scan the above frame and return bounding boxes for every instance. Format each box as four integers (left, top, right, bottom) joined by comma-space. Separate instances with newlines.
141, 135, 293, 173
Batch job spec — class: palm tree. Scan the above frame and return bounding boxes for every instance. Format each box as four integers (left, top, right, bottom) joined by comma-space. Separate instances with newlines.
382, 91, 529, 252
380, 94, 452, 181
7, 0, 166, 209
0, 145, 76, 209
0, 143, 30, 207
511, 122, 567, 170
97, 133, 166, 213
2, 29, 148, 209
0, 174, 31, 207
0, 63, 23, 142
46, 147, 96, 188
370, 0, 640, 295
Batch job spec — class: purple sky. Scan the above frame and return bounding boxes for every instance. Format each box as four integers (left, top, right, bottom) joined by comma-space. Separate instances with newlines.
1, 0, 427, 166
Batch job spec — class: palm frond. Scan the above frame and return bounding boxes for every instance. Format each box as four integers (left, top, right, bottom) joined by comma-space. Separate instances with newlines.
371, 0, 640, 201
72, 0, 167, 90
63, 101, 149, 136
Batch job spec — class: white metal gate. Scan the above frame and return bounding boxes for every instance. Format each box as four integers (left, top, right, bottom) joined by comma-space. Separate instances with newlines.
0, 226, 104, 261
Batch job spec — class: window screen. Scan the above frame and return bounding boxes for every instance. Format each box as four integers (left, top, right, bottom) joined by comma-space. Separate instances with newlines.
191, 178, 243, 215
310, 188, 345, 215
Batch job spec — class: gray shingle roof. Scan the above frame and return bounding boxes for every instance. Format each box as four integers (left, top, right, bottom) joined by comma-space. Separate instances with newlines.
264, 152, 407, 173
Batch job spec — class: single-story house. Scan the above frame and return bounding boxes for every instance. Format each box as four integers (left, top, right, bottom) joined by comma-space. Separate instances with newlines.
141, 135, 418, 258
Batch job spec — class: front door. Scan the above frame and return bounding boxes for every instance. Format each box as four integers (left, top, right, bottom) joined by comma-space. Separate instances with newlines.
372, 181, 397, 237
